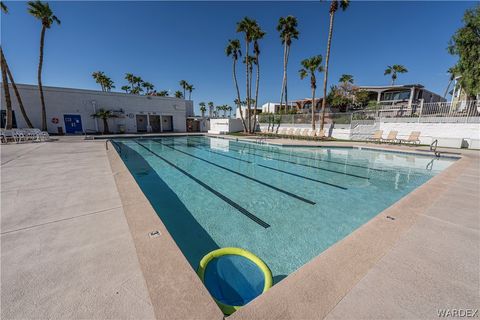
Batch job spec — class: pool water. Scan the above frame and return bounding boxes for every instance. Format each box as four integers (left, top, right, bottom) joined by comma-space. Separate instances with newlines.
113, 136, 455, 282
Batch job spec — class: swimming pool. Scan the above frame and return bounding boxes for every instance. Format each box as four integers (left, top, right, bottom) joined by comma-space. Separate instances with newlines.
112, 136, 455, 283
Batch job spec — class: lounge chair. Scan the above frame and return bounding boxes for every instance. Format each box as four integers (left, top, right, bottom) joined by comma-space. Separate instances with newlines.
316, 129, 326, 140
308, 129, 316, 139
300, 129, 309, 139
368, 130, 383, 143
399, 131, 421, 145
382, 130, 398, 143
292, 128, 302, 139
284, 128, 294, 138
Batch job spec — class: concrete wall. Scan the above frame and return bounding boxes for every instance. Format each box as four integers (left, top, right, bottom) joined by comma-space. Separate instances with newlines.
1, 84, 192, 134
259, 122, 480, 149
378, 122, 480, 148
208, 118, 243, 134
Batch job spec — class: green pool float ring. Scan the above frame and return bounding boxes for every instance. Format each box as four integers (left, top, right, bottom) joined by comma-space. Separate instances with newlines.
197, 247, 273, 315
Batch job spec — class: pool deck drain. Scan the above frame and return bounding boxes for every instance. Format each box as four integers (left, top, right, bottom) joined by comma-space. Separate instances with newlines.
1, 135, 478, 319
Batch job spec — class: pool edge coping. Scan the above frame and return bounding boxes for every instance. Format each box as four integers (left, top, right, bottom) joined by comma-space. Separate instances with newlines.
106, 141, 225, 320
107, 136, 475, 320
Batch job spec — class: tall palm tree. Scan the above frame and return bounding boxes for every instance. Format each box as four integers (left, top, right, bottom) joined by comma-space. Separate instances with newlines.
4, 50, 34, 128
299, 55, 324, 130
320, 0, 350, 131
179, 80, 188, 98
186, 83, 194, 100
174, 90, 183, 99
251, 24, 265, 133
157, 90, 168, 97
142, 81, 154, 94
91, 108, 117, 134
226, 39, 247, 132
199, 102, 206, 118
444, 67, 456, 99
384, 64, 408, 85
237, 17, 257, 133
121, 85, 130, 93
277, 16, 299, 114
339, 74, 354, 95
208, 101, 214, 117
28, 1, 60, 131
1, 47, 13, 129
227, 105, 233, 117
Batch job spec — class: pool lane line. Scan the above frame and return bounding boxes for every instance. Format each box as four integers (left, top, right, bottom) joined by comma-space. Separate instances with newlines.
151, 140, 317, 205
157, 139, 348, 190
154, 140, 252, 164
186, 140, 369, 180
188, 136, 385, 173
256, 164, 348, 190
225, 140, 387, 172
134, 141, 271, 229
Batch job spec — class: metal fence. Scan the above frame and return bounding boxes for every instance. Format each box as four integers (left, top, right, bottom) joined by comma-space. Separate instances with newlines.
257, 112, 353, 127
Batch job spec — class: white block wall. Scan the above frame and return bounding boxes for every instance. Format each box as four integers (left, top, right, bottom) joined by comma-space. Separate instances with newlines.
1, 84, 192, 134
379, 122, 480, 148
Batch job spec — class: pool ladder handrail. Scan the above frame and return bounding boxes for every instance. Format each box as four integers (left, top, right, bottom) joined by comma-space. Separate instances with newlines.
430, 139, 441, 157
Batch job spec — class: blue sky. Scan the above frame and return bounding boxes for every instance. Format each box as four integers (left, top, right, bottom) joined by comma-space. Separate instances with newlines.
1, 1, 475, 114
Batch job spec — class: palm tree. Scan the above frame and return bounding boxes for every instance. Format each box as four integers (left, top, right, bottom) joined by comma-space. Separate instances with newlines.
179, 80, 188, 98
142, 81, 154, 94
277, 16, 299, 114
121, 85, 130, 93
3, 49, 34, 128
1, 47, 13, 129
208, 101, 214, 117
237, 17, 257, 133
444, 67, 456, 99
91, 108, 117, 134
199, 102, 206, 118
251, 24, 265, 133
0, 1, 6, 12
92, 71, 114, 92
384, 64, 408, 85
186, 83, 194, 100
157, 90, 169, 97
28, 1, 61, 131
339, 74, 354, 95
299, 55, 324, 130
320, 0, 350, 131
226, 39, 247, 132
227, 105, 233, 117
174, 90, 183, 99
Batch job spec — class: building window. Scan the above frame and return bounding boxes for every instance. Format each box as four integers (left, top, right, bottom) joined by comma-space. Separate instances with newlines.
382, 90, 411, 101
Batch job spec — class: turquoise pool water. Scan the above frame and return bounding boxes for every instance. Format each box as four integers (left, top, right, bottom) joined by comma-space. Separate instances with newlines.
113, 136, 455, 282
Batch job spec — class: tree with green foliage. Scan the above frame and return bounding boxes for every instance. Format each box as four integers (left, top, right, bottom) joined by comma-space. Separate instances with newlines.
277, 16, 299, 114
179, 80, 188, 98
299, 55, 324, 130
320, 0, 350, 131
226, 39, 247, 132
121, 85, 130, 93
92, 71, 115, 92
28, 0, 61, 131
199, 102, 206, 117
174, 90, 183, 99
142, 81, 154, 94
384, 64, 408, 85
157, 90, 169, 97
186, 83, 194, 100
91, 108, 117, 134
448, 5, 480, 99
251, 23, 265, 133
208, 101, 214, 117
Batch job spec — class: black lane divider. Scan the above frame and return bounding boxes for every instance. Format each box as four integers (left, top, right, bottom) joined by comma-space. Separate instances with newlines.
257, 164, 348, 190
156, 140, 252, 164
152, 140, 316, 205
197, 141, 370, 180
227, 140, 386, 172
188, 136, 385, 172
134, 141, 270, 228
158, 139, 348, 190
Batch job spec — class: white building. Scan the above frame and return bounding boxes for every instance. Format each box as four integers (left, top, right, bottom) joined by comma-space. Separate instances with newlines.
235, 105, 262, 119
1, 84, 194, 134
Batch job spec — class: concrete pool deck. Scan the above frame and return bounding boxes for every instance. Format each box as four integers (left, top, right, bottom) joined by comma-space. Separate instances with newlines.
1, 135, 479, 319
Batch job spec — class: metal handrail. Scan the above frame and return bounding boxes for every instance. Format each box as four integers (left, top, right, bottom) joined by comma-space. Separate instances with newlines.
430, 139, 441, 157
